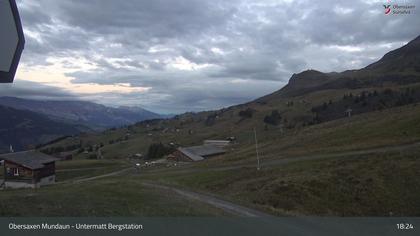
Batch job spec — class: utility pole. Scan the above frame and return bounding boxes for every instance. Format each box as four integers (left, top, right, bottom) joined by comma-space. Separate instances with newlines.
254, 127, 260, 171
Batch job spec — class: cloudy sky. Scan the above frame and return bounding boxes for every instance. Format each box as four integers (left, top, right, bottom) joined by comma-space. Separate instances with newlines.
2, 0, 419, 113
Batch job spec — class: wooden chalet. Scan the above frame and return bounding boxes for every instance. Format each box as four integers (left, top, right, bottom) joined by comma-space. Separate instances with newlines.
0, 151, 58, 189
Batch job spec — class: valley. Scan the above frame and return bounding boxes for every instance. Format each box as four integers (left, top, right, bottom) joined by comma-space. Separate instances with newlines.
0, 97, 166, 152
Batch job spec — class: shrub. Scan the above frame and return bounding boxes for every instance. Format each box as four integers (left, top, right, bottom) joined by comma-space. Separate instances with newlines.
205, 114, 217, 126
264, 110, 282, 126
238, 108, 254, 118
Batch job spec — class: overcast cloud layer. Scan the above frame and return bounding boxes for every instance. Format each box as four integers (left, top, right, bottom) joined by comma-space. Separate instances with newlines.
2, 0, 419, 113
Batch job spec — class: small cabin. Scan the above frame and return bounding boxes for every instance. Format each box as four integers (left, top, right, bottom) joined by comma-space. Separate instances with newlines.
0, 151, 58, 189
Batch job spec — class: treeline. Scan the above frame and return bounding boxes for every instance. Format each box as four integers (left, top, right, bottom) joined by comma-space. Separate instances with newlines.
41, 143, 81, 155
236, 88, 420, 130
310, 88, 419, 125
147, 143, 175, 160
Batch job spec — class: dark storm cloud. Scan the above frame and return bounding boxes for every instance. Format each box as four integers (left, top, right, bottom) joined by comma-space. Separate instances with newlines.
12, 0, 420, 113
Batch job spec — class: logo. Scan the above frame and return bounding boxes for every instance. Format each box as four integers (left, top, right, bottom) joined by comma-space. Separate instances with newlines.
382, 1, 416, 15
383, 4, 391, 14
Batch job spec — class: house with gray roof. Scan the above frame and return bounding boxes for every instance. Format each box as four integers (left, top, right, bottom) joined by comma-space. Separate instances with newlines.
0, 151, 58, 188
169, 145, 226, 162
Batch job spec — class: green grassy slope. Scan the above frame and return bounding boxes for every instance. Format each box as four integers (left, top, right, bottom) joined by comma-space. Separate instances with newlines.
0, 174, 227, 217
142, 145, 420, 216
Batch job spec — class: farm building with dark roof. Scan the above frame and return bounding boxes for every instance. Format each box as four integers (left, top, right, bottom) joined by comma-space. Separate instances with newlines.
169, 145, 226, 162
0, 151, 58, 189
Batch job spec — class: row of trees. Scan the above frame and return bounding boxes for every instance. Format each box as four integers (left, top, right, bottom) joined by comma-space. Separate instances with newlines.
41, 143, 81, 155
238, 108, 283, 126
147, 143, 175, 160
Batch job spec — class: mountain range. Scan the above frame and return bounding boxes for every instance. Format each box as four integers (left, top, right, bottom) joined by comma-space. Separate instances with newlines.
0, 105, 82, 152
0, 97, 163, 129
4, 35, 420, 155
0, 97, 166, 152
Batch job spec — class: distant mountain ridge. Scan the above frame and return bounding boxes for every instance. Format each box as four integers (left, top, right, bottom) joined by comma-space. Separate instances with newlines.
4, 35, 420, 154
364, 35, 420, 73
0, 105, 84, 152
259, 35, 420, 100
0, 97, 163, 130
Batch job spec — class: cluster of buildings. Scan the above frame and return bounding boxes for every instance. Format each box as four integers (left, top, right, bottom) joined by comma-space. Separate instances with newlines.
0, 139, 234, 189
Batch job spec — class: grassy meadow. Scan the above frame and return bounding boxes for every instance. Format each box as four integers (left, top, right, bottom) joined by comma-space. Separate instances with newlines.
0, 171, 227, 216
142, 145, 420, 216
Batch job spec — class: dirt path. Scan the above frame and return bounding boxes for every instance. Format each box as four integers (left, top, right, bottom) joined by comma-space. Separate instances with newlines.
71, 167, 133, 184
56, 167, 108, 172
55, 167, 271, 216
56, 167, 134, 185
141, 181, 272, 217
